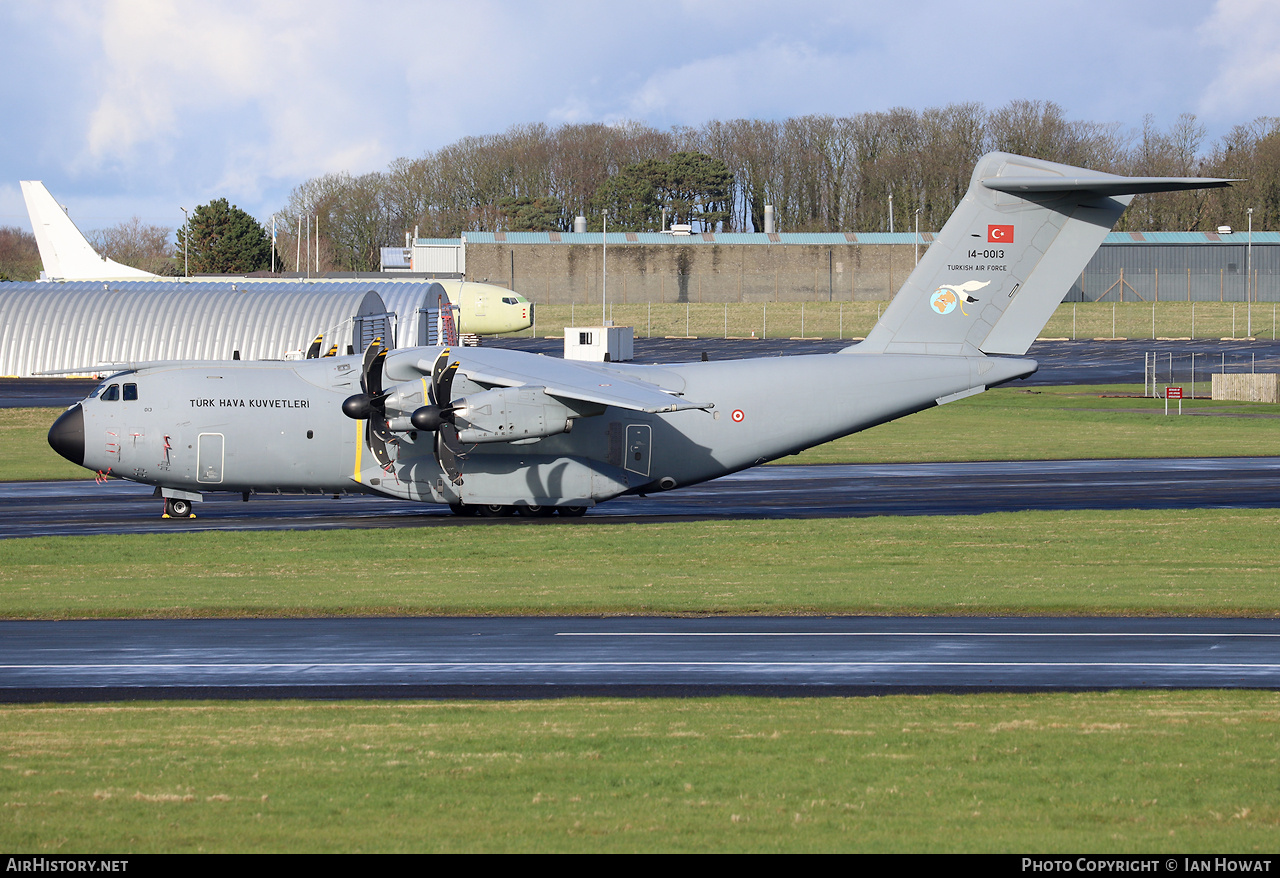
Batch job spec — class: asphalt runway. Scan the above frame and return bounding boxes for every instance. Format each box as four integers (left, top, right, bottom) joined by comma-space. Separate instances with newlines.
4, 616, 1278, 701
5, 456, 1280, 537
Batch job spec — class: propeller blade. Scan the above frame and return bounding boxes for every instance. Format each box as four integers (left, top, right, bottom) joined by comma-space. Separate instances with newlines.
361, 338, 386, 396
423, 347, 466, 482
344, 338, 389, 421
428, 348, 451, 404
435, 361, 458, 410
437, 423, 464, 484
368, 420, 395, 470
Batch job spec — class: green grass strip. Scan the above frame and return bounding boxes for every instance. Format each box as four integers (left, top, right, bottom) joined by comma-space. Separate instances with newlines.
0, 407, 89, 482
789, 385, 1280, 464
2, 692, 1276, 853
520, 301, 1280, 341
4, 510, 1279, 618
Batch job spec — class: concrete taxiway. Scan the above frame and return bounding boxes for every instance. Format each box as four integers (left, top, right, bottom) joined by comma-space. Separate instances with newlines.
3, 616, 1278, 701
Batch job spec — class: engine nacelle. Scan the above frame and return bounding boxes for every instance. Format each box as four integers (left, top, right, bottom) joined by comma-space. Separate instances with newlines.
452, 386, 578, 445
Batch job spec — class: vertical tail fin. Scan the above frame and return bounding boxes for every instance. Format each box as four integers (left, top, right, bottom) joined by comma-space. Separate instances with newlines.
854, 153, 1233, 357
20, 181, 157, 280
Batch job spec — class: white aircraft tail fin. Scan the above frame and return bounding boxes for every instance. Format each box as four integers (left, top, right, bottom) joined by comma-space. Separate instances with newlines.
20, 181, 157, 280
854, 152, 1233, 357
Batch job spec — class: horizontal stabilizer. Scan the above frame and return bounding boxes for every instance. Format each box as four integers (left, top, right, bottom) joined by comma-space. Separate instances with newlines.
984, 175, 1237, 196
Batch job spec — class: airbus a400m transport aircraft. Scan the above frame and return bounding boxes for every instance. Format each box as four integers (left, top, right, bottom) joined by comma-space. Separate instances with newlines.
48, 153, 1230, 518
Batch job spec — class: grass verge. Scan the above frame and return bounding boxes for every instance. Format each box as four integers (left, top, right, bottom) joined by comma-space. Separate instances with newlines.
520, 301, 1280, 342
3, 692, 1276, 853
3, 510, 1279, 618
788, 384, 1280, 464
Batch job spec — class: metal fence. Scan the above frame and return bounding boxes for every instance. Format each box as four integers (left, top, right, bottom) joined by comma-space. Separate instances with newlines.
1069, 268, 1280, 303
513, 271, 909, 305
1142, 349, 1280, 398
507, 268, 1280, 306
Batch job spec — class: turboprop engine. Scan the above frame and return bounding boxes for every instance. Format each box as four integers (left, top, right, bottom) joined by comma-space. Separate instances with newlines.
446, 386, 580, 445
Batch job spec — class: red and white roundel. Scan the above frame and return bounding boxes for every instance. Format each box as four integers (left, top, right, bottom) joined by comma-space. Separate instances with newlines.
731, 409, 745, 422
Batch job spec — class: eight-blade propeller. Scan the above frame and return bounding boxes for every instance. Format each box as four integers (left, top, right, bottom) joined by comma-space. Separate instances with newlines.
341, 339, 394, 468
413, 349, 466, 484
341, 344, 467, 483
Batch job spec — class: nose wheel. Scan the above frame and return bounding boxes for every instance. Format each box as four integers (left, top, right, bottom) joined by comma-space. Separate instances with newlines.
162, 497, 195, 519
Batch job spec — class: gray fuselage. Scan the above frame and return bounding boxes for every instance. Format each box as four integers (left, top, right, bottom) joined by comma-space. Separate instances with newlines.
49, 346, 1035, 509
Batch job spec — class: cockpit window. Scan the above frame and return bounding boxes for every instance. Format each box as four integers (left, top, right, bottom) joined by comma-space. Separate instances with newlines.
102, 384, 120, 401
502, 297, 519, 305
123, 383, 138, 401
88, 384, 105, 399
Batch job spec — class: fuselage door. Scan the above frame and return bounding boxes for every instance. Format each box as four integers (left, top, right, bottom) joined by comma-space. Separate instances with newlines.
197, 432, 225, 483
624, 424, 651, 477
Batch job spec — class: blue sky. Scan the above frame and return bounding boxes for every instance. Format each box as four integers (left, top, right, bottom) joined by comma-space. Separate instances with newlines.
1, 0, 1277, 237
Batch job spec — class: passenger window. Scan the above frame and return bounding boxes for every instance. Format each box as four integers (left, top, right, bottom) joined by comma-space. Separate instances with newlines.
123, 383, 138, 401
102, 384, 120, 401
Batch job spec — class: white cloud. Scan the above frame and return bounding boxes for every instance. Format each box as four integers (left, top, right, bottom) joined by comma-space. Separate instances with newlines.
621, 41, 856, 124
1196, 0, 1280, 123
0, 0, 1261, 229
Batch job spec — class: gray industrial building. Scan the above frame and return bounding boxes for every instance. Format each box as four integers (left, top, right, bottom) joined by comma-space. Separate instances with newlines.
1070, 232, 1280, 303
0, 280, 452, 377
392, 231, 1280, 305
6, 233, 1275, 377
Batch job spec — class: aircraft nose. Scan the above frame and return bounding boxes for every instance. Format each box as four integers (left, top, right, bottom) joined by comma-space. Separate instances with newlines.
48, 404, 85, 467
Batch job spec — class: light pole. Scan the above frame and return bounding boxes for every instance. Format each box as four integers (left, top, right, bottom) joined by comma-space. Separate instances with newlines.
1247, 207, 1254, 337
888, 193, 894, 234
180, 206, 189, 277
914, 207, 922, 265
602, 209, 608, 325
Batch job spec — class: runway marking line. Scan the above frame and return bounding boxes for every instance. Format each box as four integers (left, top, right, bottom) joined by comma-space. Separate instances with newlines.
5, 661, 1280, 671
555, 632, 1280, 637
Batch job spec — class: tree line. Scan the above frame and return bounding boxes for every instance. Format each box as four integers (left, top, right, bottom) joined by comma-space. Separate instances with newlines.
2, 100, 1277, 281
274, 102, 1280, 272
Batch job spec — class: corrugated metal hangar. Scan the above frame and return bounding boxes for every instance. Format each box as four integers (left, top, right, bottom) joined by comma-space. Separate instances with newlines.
0, 280, 454, 377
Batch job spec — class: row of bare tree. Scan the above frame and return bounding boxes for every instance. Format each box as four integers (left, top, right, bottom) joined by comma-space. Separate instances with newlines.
272, 101, 1280, 272
4, 101, 1276, 281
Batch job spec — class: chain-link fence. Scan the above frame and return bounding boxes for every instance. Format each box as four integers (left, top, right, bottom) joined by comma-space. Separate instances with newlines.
1143, 349, 1280, 398
515, 301, 1280, 342
1071, 267, 1280, 304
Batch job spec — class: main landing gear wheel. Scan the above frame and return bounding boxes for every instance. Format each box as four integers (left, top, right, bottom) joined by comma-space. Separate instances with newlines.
162, 497, 194, 519
477, 504, 514, 517
557, 505, 588, 517
516, 505, 556, 517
